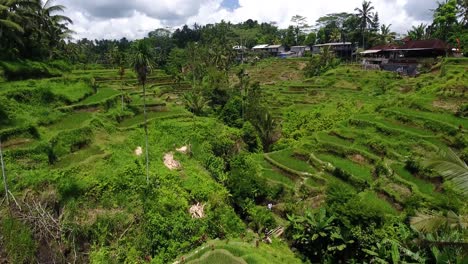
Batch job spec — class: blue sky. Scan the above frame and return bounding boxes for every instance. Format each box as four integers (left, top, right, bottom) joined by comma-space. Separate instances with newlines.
222, 0, 240, 10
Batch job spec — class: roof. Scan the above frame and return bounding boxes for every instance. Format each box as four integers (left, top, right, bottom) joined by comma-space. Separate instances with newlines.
367, 44, 399, 50
360, 50, 382, 54
267, 45, 283, 48
314, 42, 352, 47
233, 45, 247, 50
364, 39, 450, 53
253, 44, 269, 49
399, 39, 449, 50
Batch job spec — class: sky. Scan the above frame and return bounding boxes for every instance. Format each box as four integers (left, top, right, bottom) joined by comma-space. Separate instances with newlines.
56, 0, 439, 40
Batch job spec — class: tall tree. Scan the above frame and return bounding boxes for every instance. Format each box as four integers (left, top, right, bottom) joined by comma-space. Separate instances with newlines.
355, 1, 375, 48
291, 15, 310, 45
131, 39, 155, 184
379, 24, 396, 44
407, 23, 429, 40
432, 0, 459, 41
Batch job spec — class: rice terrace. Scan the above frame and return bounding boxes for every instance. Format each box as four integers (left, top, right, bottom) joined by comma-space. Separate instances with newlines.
0, 0, 467, 263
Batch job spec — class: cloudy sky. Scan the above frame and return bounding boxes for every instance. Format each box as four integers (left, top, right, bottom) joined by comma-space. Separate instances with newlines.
56, 0, 439, 40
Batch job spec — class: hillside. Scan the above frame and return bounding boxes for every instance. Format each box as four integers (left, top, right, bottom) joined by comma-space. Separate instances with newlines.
0, 58, 467, 263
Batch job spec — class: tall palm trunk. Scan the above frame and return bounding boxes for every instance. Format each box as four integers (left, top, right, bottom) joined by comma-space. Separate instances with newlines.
0, 139, 8, 205
143, 83, 149, 184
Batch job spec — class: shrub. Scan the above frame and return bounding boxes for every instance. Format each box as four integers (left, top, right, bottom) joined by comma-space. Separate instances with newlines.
0, 60, 63, 80
404, 156, 422, 174
241, 121, 262, 153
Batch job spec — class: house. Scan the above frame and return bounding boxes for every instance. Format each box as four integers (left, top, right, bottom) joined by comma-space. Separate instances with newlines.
360, 39, 451, 75
252, 44, 285, 56
313, 42, 355, 58
266, 45, 285, 56
290, 46, 311, 57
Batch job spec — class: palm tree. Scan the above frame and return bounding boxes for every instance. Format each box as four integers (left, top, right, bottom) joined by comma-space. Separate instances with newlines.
0, 0, 25, 56
0, 0, 24, 36
33, 0, 73, 58
131, 40, 154, 184
379, 24, 396, 44
355, 0, 375, 49
407, 24, 428, 40
182, 92, 209, 116
255, 111, 277, 152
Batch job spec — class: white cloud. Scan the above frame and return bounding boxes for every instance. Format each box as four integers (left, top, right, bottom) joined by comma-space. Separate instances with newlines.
57, 0, 438, 40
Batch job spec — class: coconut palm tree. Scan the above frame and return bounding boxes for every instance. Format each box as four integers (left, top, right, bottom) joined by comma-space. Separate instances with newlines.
426, 148, 468, 196
379, 24, 396, 44
0, 0, 26, 56
407, 24, 429, 40
182, 92, 209, 116
0, 0, 24, 35
131, 40, 154, 184
355, 0, 375, 49
255, 111, 278, 152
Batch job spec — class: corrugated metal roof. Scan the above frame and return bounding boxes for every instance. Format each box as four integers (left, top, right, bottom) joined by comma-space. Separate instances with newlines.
268, 45, 283, 48
365, 39, 449, 52
314, 42, 352, 47
253, 44, 269, 49
360, 50, 381, 54
399, 39, 449, 50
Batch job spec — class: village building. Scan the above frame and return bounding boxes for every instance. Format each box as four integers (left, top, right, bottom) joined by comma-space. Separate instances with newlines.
360, 39, 452, 75
290, 46, 311, 57
313, 42, 355, 59
252, 44, 285, 57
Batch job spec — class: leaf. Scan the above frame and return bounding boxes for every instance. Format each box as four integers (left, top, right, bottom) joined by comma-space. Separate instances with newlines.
426, 148, 468, 196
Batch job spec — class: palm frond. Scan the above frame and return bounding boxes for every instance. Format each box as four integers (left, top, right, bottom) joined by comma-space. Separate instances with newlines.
0, 18, 24, 32
426, 149, 468, 196
410, 210, 466, 233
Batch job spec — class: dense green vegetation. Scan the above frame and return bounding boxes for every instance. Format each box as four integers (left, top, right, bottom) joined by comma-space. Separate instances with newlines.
1, 0, 468, 263
1, 56, 466, 263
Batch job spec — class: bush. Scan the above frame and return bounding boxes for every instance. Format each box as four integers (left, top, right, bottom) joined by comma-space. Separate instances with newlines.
0, 60, 63, 80
241, 121, 262, 153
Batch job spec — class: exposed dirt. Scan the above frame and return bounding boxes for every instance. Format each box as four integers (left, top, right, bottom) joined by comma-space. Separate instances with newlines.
377, 192, 403, 211
2, 138, 32, 149
189, 203, 205, 219
134, 146, 143, 156
176, 145, 189, 154
389, 183, 412, 198
349, 154, 367, 165
164, 152, 181, 170
432, 99, 460, 112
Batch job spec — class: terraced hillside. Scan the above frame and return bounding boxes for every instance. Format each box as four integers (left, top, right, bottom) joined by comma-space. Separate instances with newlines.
0, 58, 466, 263
242, 58, 467, 214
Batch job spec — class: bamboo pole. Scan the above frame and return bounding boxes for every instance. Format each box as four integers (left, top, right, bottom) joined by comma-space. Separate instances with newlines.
0, 138, 8, 205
